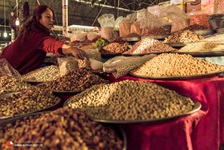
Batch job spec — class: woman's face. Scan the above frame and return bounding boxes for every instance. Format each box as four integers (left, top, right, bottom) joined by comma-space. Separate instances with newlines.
39, 8, 54, 30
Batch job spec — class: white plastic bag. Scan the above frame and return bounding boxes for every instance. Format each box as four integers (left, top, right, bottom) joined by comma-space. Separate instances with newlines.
103, 54, 156, 78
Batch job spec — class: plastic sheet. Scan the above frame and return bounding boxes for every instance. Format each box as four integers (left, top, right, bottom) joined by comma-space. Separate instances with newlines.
0, 58, 21, 77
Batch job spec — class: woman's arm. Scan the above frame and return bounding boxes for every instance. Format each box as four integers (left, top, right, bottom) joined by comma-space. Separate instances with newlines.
61, 44, 88, 60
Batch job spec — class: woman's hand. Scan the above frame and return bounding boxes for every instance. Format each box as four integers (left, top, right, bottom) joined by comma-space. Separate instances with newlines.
62, 44, 89, 60
70, 47, 89, 60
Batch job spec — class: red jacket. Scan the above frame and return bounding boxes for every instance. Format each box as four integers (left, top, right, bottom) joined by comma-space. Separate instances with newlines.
0, 30, 64, 74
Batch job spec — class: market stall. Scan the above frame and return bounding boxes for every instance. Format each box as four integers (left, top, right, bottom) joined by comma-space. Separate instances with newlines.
1, 0, 224, 150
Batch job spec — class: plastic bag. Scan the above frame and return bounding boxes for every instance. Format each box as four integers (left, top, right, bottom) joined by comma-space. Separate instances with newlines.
114, 16, 124, 30
159, 5, 190, 22
57, 57, 79, 77
119, 13, 137, 37
97, 14, 115, 28
209, 14, 224, 30
71, 31, 87, 42
89, 59, 103, 70
85, 48, 102, 61
101, 26, 115, 41
103, 54, 156, 78
0, 58, 21, 77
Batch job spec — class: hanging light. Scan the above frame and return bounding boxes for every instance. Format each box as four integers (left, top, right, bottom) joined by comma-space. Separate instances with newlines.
15, 17, 20, 26
3, 0, 7, 38
15, 0, 20, 26
3, 32, 8, 38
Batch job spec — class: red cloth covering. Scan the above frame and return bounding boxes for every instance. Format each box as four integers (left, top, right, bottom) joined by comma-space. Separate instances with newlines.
0, 31, 64, 74
107, 74, 224, 150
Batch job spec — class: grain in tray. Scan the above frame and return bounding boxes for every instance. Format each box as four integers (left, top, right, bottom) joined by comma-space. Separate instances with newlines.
124, 37, 176, 54
0, 75, 31, 95
0, 107, 124, 150
202, 34, 224, 42
0, 86, 61, 117
36, 68, 109, 92
178, 42, 221, 52
131, 53, 224, 77
67, 80, 195, 120
164, 30, 204, 43
20, 65, 60, 82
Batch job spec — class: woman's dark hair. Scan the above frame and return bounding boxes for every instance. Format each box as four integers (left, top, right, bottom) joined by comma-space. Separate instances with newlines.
19, 5, 55, 36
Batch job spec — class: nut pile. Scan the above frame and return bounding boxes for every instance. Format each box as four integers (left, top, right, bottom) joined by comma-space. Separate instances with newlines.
0, 107, 124, 150
0, 75, 31, 95
164, 30, 204, 43
124, 37, 176, 54
101, 42, 129, 54
131, 53, 224, 77
20, 65, 60, 82
202, 34, 224, 42
143, 27, 171, 35
183, 24, 209, 31
66, 80, 195, 120
36, 68, 109, 92
178, 42, 221, 52
0, 86, 61, 117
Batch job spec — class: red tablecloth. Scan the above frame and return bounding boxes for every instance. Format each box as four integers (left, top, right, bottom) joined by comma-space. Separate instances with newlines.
107, 74, 224, 150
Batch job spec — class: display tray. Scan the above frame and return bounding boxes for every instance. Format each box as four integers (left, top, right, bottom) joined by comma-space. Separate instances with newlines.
172, 51, 224, 57
122, 51, 175, 56
129, 70, 224, 80
64, 99, 201, 124
0, 111, 127, 150
101, 53, 122, 56
142, 34, 170, 40
0, 93, 61, 119
123, 37, 141, 42
165, 43, 186, 48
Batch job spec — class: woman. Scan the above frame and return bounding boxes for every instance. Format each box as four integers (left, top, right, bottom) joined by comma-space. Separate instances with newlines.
0, 5, 88, 74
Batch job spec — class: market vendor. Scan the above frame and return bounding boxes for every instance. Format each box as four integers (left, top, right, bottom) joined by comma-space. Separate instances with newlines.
0, 5, 88, 74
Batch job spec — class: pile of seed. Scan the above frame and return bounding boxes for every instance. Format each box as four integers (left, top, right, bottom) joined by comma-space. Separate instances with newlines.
101, 42, 129, 54
36, 68, 109, 92
20, 65, 60, 82
164, 30, 204, 43
67, 80, 195, 120
0, 107, 124, 150
124, 37, 176, 54
0, 86, 61, 117
131, 53, 224, 77
0, 75, 31, 95
202, 34, 224, 42
178, 42, 221, 52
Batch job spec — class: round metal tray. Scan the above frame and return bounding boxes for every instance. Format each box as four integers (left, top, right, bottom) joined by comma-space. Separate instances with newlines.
173, 51, 224, 57
0, 111, 127, 150
0, 93, 61, 119
64, 98, 201, 124
129, 71, 224, 80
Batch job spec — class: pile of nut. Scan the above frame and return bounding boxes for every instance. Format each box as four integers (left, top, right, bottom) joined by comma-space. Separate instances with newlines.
0, 86, 61, 117
202, 34, 224, 42
20, 65, 60, 82
178, 42, 221, 52
101, 42, 130, 54
0, 75, 31, 95
183, 24, 209, 31
0, 107, 124, 150
131, 53, 224, 77
36, 68, 109, 92
124, 37, 176, 54
164, 30, 204, 43
67, 80, 195, 120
